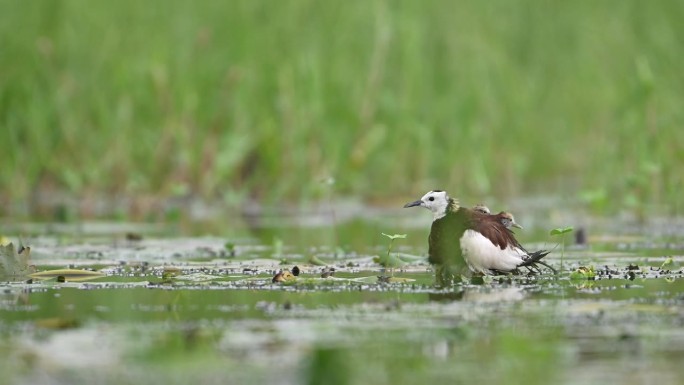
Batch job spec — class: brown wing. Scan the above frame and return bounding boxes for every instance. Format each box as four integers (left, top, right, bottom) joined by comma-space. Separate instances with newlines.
468, 209, 523, 250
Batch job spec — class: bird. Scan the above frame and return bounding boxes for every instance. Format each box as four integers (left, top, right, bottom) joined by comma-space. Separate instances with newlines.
473, 205, 522, 230
496, 211, 523, 230
472, 203, 491, 214
403, 190, 552, 279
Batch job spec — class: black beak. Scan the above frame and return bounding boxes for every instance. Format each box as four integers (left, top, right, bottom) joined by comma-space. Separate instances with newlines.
403, 200, 422, 208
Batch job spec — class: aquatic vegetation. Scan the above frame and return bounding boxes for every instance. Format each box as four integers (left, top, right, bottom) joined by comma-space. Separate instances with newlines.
0, 242, 31, 281
550, 226, 574, 274
0, 227, 682, 385
375, 233, 408, 277
1, 207, 684, 384
569, 266, 596, 280
224, 242, 236, 257
29, 268, 105, 282
660, 257, 680, 271
1, 2, 683, 217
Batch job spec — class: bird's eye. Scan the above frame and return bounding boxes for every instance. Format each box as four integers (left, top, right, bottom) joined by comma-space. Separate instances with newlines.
428, 197, 435, 201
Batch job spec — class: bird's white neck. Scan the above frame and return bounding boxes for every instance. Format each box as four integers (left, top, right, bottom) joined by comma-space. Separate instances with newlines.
432, 199, 458, 221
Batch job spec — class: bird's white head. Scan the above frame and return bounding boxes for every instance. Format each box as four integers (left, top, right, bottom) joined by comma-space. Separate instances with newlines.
403, 190, 453, 220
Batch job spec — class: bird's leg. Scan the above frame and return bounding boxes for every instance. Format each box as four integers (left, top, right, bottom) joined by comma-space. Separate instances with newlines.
536, 261, 557, 274
435, 264, 456, 288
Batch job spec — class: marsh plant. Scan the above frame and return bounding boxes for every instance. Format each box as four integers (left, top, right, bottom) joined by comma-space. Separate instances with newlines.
550, 226, 574, 274
376, 233, 407, 277
1, 2, 682, 217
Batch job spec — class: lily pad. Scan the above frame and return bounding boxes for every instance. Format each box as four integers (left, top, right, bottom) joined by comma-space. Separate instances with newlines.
350, 276, 384, 284
174, 273, 223, 282
30, 269, 105, 282
0, 242, 32, 281
383, 277, 415, 283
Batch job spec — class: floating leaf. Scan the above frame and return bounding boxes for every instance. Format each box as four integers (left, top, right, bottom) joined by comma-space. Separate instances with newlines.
550, 226, 574, 236
569, 265, 596, 280
382, 277, 415, 283
351, 276, 383, 284
30, 269, 105, 282
174, 273, 222, 282
0, 242, 32, 281
381, 233, 407, 240
378, 275, 415, 283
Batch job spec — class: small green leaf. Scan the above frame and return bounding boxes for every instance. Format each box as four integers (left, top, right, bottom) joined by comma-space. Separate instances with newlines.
381, 233, 407, 240
550, 226, 574, 236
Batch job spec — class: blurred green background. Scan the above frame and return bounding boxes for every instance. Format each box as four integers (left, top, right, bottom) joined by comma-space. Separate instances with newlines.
1, 0, 683, 219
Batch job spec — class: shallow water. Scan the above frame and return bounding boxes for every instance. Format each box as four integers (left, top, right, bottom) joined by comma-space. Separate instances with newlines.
1, 214, 684, 385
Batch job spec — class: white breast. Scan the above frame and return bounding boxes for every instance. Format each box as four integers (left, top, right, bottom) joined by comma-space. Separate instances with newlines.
459, 229, 525, 275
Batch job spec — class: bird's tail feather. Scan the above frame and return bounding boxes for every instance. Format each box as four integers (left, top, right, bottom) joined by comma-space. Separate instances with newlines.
518, 250, 556, 273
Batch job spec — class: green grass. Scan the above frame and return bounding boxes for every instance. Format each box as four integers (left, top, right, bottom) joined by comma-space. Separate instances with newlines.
1, 0, 683, 216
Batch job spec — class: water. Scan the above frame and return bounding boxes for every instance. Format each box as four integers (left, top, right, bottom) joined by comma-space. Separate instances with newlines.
1, 212, 684, 385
